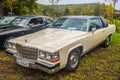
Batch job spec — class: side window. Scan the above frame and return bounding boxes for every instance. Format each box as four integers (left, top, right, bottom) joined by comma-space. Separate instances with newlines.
44, 18, 53, 24
100, 17, 108, 27
28, 18, 37, 26
89, 18, 102, 31
46, 18, 53, 23
36, 18, 44, 24
28, 18, 44, 26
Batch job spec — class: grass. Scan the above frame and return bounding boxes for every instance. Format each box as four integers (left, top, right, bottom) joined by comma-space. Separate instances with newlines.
0, 22, 120, 80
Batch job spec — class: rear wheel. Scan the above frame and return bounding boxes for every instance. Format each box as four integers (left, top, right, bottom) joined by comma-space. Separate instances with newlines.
65, 50, 80, 71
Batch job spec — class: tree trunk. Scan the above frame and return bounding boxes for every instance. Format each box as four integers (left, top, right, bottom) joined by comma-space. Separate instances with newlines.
0, 0, 4, 16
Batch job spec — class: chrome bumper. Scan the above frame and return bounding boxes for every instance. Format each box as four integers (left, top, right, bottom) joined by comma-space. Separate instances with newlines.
5, 49, 17, 56
5, 49, 60, 74
16, 57, 60, 74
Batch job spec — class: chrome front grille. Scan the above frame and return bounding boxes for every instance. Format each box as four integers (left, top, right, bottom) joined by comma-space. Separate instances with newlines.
16, 44, 38, 60
16, 44, 22, 53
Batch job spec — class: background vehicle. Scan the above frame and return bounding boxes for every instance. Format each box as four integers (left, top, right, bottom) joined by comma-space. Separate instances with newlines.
5, 16, 116, 74
0, 16, 53, 49
0, 16, 17, 26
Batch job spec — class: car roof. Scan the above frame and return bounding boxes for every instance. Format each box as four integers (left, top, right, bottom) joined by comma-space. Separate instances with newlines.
0, 16, 51, 20
0, 16, 18, 18
19, 15, 49, 19
61, 16, 100, 19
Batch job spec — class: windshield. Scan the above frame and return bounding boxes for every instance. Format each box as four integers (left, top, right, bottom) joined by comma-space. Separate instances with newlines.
50, 18, 87, 31
10, 17, 29, 26
0, 17, 16, 25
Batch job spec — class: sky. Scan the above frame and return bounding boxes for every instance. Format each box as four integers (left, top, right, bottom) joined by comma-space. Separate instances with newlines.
37, 0, 120, 10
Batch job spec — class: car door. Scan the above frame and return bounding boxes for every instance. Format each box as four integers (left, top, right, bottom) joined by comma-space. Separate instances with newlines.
85, 18, 105, 52
27, 17, 45, 33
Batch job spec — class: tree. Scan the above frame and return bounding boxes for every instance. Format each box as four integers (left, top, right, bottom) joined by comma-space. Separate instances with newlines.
33, 4, 43, 15
94, 3, 100, 16
73, 6, 82, 15
0, 0, 4, 15
48, 0, 61, 17
69, 8, 74, 15
63, 8, 70, 16
106, 4, 114, 23
84, 4, 91, 15
104, 0, 118, 18
3, 0, 38, 15
100, 3, 106, 17
4, 0, 17, 15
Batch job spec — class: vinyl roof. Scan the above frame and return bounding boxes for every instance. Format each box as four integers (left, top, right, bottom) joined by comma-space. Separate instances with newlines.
61, 15, 100, 19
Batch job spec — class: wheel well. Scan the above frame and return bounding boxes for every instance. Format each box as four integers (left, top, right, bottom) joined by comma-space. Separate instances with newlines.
108, 34, 112, 38
65, 46, 83, 69
69, 46, 83, 56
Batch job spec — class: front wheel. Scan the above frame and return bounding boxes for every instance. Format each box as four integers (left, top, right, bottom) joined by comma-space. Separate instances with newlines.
65, 50, 80, 71
102, 36, 110, 47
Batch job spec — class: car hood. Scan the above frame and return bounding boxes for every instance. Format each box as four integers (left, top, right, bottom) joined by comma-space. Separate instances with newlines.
10, 28, 87, 53
0, 24, 25, 35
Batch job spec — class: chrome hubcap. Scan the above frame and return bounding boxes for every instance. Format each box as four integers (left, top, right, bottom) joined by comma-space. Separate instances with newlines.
106, 38, 109, 45
70, 52, 79, 68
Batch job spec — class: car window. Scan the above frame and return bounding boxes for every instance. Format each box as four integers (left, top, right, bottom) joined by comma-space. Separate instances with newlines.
28, 18, 44, 26
46, 18, 53, 23
100, 17, 108, 27
50, 18, 87, 31
3, 17, 16, 24
89, 18, 102, 31
10, 17, 28, 26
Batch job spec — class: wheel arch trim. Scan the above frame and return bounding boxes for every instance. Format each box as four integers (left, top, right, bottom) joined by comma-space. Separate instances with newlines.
67, 44, 83, 57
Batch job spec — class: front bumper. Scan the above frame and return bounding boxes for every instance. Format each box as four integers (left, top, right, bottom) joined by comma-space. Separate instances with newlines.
5, 49, 60, 74
16, 57, 60, 74
5, 49, 17, 55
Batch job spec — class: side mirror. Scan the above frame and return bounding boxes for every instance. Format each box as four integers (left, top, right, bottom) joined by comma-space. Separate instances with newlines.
89, 24, 96, 33
92, 27, 96, 33
104, 23, 108, 27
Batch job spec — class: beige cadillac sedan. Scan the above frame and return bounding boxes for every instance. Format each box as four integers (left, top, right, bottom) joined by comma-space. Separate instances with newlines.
5, 16, 116, 74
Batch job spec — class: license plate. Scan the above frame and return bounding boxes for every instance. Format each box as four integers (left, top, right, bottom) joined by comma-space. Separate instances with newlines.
16, 58, 29, 67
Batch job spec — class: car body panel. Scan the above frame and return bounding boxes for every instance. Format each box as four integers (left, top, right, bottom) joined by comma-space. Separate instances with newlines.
9, 28, 87, 53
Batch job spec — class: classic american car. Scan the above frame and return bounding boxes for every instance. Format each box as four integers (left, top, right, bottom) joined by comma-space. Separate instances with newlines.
0, 16, 53, 49
5, 16, 116, 74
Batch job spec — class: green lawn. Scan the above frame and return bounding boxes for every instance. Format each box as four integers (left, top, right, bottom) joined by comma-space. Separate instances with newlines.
0, 24, 120, 80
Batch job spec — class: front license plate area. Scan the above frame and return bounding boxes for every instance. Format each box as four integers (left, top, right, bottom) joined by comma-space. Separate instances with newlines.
16, 58, 29, 67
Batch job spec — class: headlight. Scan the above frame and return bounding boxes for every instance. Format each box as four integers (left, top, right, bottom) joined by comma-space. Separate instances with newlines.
38, 51, 59, 63
5, 42, 11, 47
39, 52, 45, 58
46, 54, 52, 60
6, 42, 16, 49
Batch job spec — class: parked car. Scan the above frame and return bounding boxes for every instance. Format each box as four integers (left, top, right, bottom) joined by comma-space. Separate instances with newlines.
0, 16, 17, 26
0, 16, 53, 49
5, 16, 116, 74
